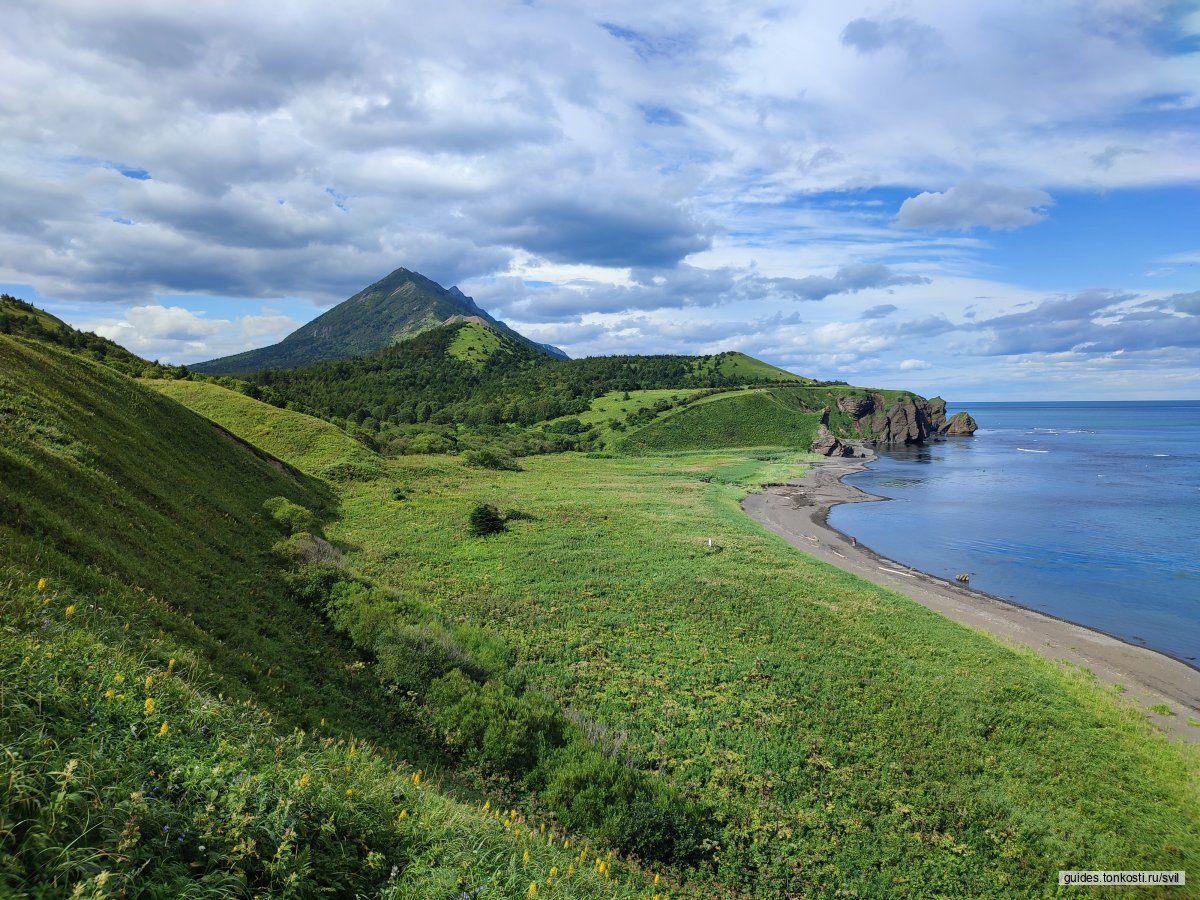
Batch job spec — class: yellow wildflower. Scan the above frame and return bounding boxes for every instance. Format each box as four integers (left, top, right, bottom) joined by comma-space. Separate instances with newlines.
37, 577, 46, 590
144, 675, 154, 691
65, 604, 75, 619
655, 872, 661, 884
522, 849, 530, 866
167, 658, 176, 673
411, 770, 421, 785
563, 838, 569, 849
297, 772, 311, 789
345, 788, 354, 797
104, 688, 115, 700
567, 863, 574, 877
349, 742, 357, 757
113, 673, 125, 684
398, 809, 408, 820
158, 722, 169, 737
482, 799, 490, 813
549, 867, 557, 878
527, 883, 537, 899
123, 623, 129, 632
144, 697, 155, 715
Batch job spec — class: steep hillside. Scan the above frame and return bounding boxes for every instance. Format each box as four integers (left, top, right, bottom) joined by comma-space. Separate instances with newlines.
148, 379, 384, 483
0, 334, 386, 734
0, 292, 154, 376
0, 334, 659, 897
192, 267, 566, 374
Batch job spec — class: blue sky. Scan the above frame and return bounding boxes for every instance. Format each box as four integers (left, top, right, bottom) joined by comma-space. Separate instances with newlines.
1, 0, 1198, 399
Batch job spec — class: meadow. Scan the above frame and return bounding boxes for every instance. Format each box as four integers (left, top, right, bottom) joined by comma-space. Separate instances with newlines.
5, 335, 1197, 898
156, 378, 1200, 897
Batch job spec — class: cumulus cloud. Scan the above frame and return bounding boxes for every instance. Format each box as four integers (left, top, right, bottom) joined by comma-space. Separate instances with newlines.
896, 183, 1053, 231
840, 16, 943, 62
860, 303, 898, 319
84, 305, 301, 362
771, 265, 929, 301
899, 358, 932, 370
973, 290, 1200, 355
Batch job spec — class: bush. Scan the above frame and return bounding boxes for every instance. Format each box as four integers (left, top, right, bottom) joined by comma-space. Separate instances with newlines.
263, 496, 320, 535
374, 624, 489, 698
542, 747, 706, 865
468, 503, 505, 537
464, 448, 522, 471
428, 672, 564, 778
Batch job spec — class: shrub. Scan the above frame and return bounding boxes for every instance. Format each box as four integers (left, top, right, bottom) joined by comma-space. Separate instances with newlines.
374, 624, 488, 698
468, 503, 505, 537
464, 448, 522, 471
542, 747, 706, 865
428, 672, 564, 778
272, 532, 344, 566
263, 496, 320, 535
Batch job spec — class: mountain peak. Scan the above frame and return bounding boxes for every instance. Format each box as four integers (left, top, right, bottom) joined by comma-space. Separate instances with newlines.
192, 267, 566, 374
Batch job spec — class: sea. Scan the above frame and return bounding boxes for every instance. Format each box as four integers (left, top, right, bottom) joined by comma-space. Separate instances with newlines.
827, 401, 1200, 666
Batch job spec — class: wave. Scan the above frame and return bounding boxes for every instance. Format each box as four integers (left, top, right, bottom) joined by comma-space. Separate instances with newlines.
1017, 448, 1049, 453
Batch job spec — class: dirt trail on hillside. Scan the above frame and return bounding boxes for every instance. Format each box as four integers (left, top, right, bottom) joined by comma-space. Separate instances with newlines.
742, 455, 1200, 744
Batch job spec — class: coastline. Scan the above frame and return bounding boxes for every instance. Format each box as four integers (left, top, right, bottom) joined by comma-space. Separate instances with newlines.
741, 451, 1200, 744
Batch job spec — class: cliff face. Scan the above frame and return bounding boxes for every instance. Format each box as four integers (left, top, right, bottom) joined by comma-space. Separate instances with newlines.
811, 392, 975, 454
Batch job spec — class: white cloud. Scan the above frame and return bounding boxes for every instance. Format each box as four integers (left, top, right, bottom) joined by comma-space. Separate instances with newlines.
899, 358, 932, 370
84, 304, 301, 362
896, 183, 1053, 231
0, 0, 1197, 394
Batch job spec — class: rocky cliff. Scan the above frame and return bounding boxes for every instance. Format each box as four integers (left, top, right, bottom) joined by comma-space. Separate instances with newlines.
810, 391, 976, 455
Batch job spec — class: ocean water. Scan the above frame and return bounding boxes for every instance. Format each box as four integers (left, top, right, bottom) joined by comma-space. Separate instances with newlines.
827, 401, 1200, 665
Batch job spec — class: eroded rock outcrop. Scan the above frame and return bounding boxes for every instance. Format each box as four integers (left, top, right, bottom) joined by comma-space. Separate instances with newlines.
945, 411, 978, 435
836, 392, 973, 446
810, 422, 855, 457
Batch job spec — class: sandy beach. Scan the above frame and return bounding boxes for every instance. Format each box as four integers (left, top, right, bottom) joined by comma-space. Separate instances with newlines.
742, 452, 1200, 744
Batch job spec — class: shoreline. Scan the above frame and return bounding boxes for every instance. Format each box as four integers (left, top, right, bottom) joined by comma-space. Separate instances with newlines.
741, 451, 1200, 744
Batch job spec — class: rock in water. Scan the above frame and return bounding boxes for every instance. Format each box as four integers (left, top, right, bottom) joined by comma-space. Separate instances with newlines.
946, 411, 978, 435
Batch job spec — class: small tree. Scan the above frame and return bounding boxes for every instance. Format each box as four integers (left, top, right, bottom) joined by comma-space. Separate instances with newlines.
468, 503, 505, 537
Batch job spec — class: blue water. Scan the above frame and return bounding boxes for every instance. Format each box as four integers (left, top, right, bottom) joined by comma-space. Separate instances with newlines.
827, 402, 1200, 665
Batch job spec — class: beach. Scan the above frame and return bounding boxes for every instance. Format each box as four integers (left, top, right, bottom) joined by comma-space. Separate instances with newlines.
742, 453, 1200, 743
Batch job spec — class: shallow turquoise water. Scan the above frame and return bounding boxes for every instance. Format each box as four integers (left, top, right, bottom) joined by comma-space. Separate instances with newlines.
827, 401, 1200, 665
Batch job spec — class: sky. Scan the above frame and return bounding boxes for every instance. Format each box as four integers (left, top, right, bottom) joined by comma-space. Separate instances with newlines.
1, 0, 1198, 400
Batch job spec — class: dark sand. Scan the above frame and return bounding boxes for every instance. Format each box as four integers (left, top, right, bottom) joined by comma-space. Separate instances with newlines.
742, 453, 1200, 744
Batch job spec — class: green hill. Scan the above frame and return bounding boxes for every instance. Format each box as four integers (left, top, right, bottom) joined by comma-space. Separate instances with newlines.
619, 389, 825, 452
0, 292, 155, 376
0, 334, 654, 897
192, 267, 567, 374
148, 379, 385, 483
6, 298, 1199, 897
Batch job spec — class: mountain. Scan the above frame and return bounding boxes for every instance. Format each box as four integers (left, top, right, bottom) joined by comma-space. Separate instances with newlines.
192, 267, 567, 374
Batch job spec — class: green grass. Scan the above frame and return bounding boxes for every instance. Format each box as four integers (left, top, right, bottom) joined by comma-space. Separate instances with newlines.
447, 321, 506, 368
621, 390, 824, 452
706, 351, 807, 383
321, 451, 1198, 897
0, 576, 650, 899
0, 336, 665, 897
0, 336, 393, 737
148, 379, 384, 482
10, 333, 1200, 897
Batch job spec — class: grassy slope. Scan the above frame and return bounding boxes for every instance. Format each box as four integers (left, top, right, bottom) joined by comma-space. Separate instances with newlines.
447, 321, 506, 368
148, 379, 384, 481
0, 336, 387, 735
707, 352, 807, 383
620, 390, 824, 452
1, 338, 653, 897
325, 452, 1198, 897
